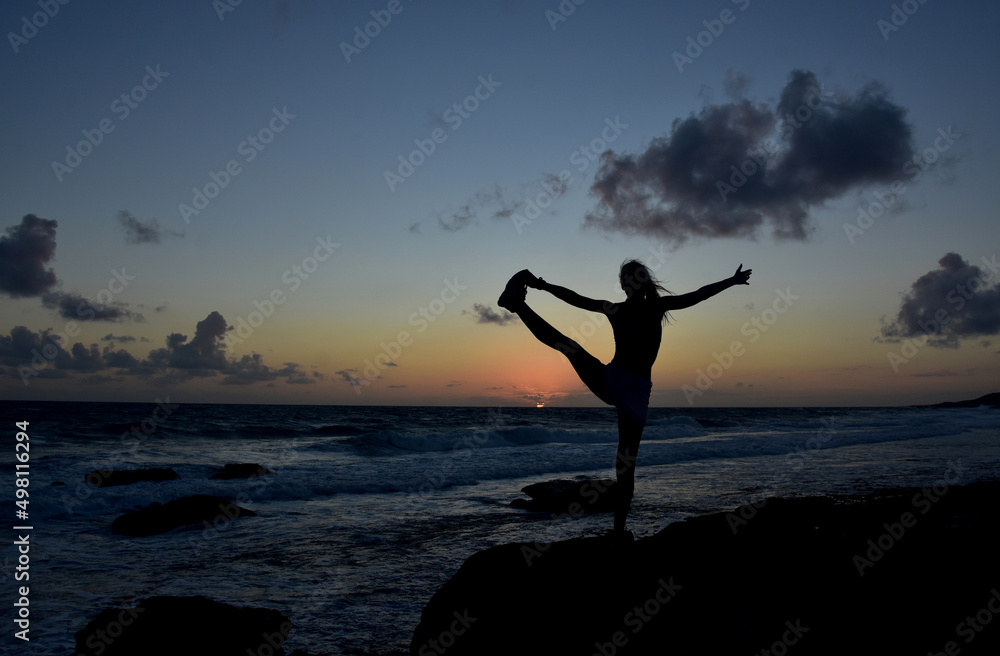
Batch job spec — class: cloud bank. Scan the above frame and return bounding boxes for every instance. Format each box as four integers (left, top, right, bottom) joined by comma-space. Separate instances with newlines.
3, 311, 322, 386
585, 70, 916, 245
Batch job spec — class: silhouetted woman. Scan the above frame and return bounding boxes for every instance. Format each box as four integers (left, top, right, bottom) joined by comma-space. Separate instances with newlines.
498, 260, 752, 537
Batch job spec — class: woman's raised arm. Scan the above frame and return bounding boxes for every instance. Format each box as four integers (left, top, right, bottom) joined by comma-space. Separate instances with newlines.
659, 264, 752, 312
532, 276, 610, 314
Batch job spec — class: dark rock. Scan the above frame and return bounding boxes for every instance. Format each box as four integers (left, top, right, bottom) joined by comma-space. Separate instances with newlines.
510, 477, 619, 514
74, 595, 292, 656
210, 462, 271, 479
919, 392, 1000, 409
413, 480, 1000, 655
86, 467, 180, 487
112, 494, 256, 537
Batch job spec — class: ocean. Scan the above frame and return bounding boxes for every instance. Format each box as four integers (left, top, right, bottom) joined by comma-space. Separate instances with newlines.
2, 400, 999, 655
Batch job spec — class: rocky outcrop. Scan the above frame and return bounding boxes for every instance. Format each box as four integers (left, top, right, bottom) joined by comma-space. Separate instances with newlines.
111, 494, 256, 537
74, 595, 292, 656
210, 463, 271, 479
413, 480, 1000, 655
85, 467, 180, 487
920, 392, 1000, 409
510, 477, 618, 514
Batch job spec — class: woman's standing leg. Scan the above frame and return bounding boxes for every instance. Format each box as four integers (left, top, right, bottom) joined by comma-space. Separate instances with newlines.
614, 412, 643, 533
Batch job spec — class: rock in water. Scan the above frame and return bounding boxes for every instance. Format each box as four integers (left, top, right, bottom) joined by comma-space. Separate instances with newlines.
111, 494, 256, 536
413, 481, 1000, 655
85, 467, 180, 487
510, 477, 619, 514
210, 462, 271, 479
74, 595, 292, 656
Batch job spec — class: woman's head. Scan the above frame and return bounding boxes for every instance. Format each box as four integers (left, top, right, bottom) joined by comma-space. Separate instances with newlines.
619, 259, 670, 303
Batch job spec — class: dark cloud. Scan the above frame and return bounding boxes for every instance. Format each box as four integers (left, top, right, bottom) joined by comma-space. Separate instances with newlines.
0, 326, 58, 367
465, 303, 518, 326
585, 70, 916, 246
298, 369, 325, 383
279, 362, 322, 385
0, 214, 59, 297
147, 311, 230, 371
335, 369, 364, 387
6, 311, 325, 386
41, 291, 145, 322
879, 253, 1000, 348
104, 348, 141, 369
117, 210, 182, 244
0, 325, 128, 375
219, 353, 296, 385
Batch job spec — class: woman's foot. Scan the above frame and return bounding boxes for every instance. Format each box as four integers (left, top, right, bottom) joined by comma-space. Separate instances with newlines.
498, 271, 530, 311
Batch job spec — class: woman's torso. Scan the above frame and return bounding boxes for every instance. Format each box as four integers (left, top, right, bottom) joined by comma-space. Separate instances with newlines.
608, 299, 662, 380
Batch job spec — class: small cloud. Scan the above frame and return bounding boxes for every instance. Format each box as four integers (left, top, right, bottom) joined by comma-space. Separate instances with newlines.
879, 252, 1000, 348
101, 333, 136, 343
117, 210, 182, 244
910, 369, 958, 378
335, 369, 364, 387
465, 303, 518, 326
41, 292, 144, 323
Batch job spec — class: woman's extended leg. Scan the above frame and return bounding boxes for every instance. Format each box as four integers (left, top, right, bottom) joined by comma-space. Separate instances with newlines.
614, 411, 643, 533
514, 300, 614, 406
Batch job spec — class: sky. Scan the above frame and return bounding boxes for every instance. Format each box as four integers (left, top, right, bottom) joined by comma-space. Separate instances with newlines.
1, 0, 999, 407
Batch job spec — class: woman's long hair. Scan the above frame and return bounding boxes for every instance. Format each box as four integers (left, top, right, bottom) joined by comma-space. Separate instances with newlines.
619, 259, 673, 322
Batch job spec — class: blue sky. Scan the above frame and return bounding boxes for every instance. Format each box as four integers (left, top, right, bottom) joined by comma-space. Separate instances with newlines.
1, 0, 998, 406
